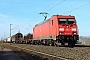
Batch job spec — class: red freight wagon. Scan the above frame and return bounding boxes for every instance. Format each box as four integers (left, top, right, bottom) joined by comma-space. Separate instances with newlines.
33, 15, 79, 47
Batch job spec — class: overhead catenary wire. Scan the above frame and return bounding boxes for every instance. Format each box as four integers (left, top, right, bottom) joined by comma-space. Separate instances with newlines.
29, 0, 66, 22
31, 1, 90, 21
21, 1, 89, 29
11, 25, 19, 30
46, 0, 65, 12
65, 2, 90, 14
24, 0, 66, 30
25, 1, 90, 30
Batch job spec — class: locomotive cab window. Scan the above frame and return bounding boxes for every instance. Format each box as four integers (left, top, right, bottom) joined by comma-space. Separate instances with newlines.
58, 19, 66, 24
68, 19, 75, 24
52, 20, 54, 25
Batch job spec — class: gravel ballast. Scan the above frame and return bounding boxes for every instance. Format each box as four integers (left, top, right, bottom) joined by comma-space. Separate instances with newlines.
1, 43, 90, 60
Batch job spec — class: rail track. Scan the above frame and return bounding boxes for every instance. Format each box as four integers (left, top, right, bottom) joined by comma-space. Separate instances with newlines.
57, 44, 90, 47
1, 43, 70, 60
1, 43, 90, 60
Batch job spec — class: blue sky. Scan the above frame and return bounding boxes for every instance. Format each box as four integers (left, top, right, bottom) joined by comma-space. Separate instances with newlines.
0, 0, 90, 39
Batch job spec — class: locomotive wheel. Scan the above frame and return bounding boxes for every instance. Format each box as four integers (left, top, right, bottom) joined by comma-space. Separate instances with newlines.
61, 40, 65, 46
52, 41, 55, 46
68, 39, 74, 48
61, 43, 65, 46
33, 41, 37, 45
54, 43, 59, 47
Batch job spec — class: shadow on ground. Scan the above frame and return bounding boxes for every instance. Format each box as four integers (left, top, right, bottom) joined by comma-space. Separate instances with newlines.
0, 50, 48, 60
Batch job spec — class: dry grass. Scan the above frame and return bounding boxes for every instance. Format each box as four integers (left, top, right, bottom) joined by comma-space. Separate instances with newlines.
0, 43, 4, 49
1, 43, 90, 60
85, 39, 90, 45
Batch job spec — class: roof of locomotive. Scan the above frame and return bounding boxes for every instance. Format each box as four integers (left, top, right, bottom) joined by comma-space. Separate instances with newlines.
53, 15, 75, 18
35, 15, 75, 27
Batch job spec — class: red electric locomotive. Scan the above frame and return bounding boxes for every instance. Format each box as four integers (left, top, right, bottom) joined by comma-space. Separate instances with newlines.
33, 15, 79, 47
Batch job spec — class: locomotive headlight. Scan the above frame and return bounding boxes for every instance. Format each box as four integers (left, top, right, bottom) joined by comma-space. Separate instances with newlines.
59, 28, 64, 31
74, 33, 76, 34
60, 32, 64, 35
72, 28, 76, 31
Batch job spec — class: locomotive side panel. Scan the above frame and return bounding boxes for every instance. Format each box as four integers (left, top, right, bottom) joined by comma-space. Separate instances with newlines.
33, 21, 50, 40
33, 24, 42, 39
49, 16, 59, 40
33, 16, 59, 40
41, 21, 50, 37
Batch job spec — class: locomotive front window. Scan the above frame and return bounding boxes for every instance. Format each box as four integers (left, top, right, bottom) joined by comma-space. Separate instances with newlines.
68, 19, 74, 24
58, 19, 66, 24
